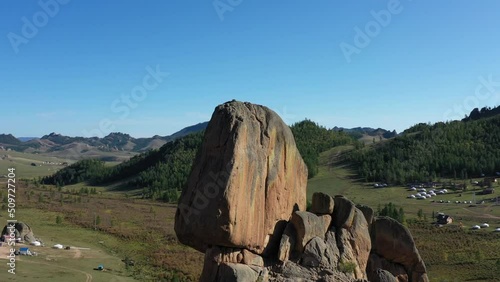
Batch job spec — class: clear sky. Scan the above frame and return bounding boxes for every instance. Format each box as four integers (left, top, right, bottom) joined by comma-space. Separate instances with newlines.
1, 0, 500, 138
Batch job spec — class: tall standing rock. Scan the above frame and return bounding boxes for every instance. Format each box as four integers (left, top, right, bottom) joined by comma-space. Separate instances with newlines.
175, 101, 308, 255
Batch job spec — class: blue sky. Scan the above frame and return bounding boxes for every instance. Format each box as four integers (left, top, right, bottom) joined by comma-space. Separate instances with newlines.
1, 0, 500, 138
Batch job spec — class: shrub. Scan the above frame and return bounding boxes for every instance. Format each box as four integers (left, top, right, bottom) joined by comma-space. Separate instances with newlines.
339, 260, 357, 274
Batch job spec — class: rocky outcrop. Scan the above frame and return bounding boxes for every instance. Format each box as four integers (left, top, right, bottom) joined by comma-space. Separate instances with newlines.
290, 211, 331, 253
174, 101, 429, 282
1, 222, 36, 243
175, 100, 308, 255
369, 217, 428, 282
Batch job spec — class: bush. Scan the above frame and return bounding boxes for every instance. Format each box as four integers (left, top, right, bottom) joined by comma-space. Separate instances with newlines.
338, 260, 357, 274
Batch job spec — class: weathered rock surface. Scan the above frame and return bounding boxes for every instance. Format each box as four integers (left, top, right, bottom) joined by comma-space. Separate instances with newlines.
278, 223, 296, 263
333, 196, 356, 229
242, 249, 264, 267
356, 204, 374, 226
290, 211, 331, 253
217, 263, 260, 282
370, 217, 429, 282
175, 101, 308, 255
367, 253, 408, 282
324, 230, 340, 267
310, 192, 334, 215
371, 269, 398, 282
336, 208, 371, 280
301, 236, 327, 267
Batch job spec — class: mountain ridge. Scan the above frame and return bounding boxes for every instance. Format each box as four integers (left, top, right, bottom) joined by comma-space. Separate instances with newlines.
0, 122, 209, 154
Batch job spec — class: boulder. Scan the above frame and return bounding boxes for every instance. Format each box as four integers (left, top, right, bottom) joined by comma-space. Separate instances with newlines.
310, 192, 334, 215
290, 211, 331, 253
278, 223, 297, 263
370, 217, 429, 282
199, 247, 222, 282
242, 249, 264, 267
367, 253, 408, 282
356, 204, 374, 226
217, 263, 260, 282
301, 236, 328, 267
371, 269, 398, 282
175, 101, 308, 255
335, 209, 371, 280
333, 196, 356, 229
1, 222, 36, 243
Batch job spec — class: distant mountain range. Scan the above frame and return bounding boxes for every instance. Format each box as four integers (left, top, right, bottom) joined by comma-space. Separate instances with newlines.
0, 122, 398, 156
332, 126, 398, 139
0, 122, 209, 155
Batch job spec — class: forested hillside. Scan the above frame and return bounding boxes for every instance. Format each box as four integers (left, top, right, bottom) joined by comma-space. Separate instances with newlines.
40, 119, 359, 201
290, 119, 358, 178
42, 132, 204, 201
349, 112, 500, 184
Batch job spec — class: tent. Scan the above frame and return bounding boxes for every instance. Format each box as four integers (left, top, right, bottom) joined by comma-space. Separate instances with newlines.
53, 244, 63, 249
19, 247, 31, 255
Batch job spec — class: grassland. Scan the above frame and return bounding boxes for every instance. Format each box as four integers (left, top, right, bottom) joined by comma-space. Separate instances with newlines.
0, 150, 74, 179
2, 179, 203, 281
308, 146, 500, 281
3, 148, 500, 281
0, 208, 137, 282
0, 149, 129, 180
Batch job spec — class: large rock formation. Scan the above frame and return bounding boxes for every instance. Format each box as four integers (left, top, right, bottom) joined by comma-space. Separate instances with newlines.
174, 101, 429, 282
175, 101, 308, 255
1, 222, 36, 243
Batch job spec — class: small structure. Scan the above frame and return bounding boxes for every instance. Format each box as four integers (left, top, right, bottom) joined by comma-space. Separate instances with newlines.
436, 213, 453, 225
19, 247, 32, 256
30, 241, 41, 246
482, 188, 495, 195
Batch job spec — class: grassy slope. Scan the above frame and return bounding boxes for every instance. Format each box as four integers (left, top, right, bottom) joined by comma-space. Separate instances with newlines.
307, 146, 500, 281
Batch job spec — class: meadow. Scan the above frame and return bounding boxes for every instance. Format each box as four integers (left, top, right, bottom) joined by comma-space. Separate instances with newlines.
308, 146, 500, 281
